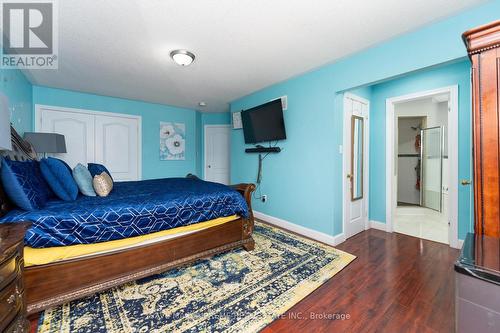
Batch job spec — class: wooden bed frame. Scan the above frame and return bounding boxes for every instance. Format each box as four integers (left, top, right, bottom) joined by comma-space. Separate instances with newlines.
0, 126, 256, 315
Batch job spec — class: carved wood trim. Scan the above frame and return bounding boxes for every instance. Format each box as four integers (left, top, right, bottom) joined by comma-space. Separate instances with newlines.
26, 237, 254, 314
471, 55, 484, 235
463, 20, 500, 56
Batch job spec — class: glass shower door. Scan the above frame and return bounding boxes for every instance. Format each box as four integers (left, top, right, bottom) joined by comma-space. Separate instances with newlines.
420, 126, 443, 212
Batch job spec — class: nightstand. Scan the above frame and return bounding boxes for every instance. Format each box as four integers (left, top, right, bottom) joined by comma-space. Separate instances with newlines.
0, 223, 30, 333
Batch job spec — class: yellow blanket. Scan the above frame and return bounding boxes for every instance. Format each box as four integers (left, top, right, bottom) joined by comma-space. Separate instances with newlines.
25, 215, 238, 267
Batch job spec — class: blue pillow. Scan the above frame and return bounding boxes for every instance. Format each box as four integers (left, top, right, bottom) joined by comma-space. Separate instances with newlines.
72, 163, 96, 196
40, 157, 79, 201
53, 158, 72, 173
33, 161, 56, 201
88, 163, 113, 181
0, 158, 53, 210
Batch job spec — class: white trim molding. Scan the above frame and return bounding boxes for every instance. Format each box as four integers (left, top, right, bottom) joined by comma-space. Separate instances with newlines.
385, 85, 459, 249
253, 211, 345, 246
369, 220, 388, 232
35, 104, 143, 122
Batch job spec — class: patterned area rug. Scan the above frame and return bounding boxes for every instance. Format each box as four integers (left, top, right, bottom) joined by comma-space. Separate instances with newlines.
37, 222, 355, 333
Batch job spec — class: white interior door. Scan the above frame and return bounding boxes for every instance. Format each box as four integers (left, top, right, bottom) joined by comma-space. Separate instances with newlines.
95, 115, 139, 181
39, 108, 95, 168
205, 125, 230, 184
344, 95, 369, 239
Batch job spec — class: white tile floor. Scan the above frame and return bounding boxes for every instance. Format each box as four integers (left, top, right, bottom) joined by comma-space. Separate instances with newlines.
394, 206, 448, 244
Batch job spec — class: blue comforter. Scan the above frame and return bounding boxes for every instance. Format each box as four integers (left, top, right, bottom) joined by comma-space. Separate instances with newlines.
0, 178, 249, 248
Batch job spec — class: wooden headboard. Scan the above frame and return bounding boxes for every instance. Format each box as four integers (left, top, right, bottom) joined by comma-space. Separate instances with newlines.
0, 125, 37, 216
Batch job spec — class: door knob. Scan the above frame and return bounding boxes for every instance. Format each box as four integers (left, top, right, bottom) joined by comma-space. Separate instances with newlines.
346, 174, 352, 179
461, 179, 471, 185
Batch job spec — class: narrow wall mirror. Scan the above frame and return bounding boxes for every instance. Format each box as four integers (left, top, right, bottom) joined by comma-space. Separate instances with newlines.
351, 116, 364, 201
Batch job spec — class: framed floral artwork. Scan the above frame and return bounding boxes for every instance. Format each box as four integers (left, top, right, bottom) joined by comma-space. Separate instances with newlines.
160, 122, 185, 160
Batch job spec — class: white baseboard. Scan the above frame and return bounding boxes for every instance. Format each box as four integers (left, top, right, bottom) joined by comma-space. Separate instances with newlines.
254, 212, 462, 249
369, 220, 387, 232
253, 211, 345, 246
370, 219, 464, 249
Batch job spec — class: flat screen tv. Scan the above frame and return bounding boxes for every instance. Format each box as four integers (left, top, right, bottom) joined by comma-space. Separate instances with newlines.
241, 99, 286, 144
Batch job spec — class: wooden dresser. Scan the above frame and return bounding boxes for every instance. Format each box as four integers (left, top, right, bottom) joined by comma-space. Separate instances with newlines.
463, 20, 500, 236
455, 233, 500, 332
0, 223, 30, 333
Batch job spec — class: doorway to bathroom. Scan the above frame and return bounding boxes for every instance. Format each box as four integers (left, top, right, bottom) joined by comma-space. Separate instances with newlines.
386, 86, 458, 247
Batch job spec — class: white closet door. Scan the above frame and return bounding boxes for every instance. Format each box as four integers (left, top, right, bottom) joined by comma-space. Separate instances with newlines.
95, 115, 139, 181
40, 109, 95, 168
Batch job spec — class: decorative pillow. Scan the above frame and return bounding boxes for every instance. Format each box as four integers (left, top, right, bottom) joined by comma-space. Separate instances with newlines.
40, 157, 79, 201
54, 158, 72, 174
93, 172, 113, 197
88, 163, 113, 181
0, 158, 53, 210
72, 163, 96, 196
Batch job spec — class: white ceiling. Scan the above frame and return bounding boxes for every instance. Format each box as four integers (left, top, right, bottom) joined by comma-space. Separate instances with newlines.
24, 0, 485, 112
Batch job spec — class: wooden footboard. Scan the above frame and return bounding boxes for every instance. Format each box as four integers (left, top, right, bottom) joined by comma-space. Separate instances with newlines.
25, 183, 256, 315
231, 183, 256, 249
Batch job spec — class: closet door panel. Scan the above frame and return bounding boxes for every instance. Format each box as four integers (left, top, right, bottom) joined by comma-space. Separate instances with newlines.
95, 115, 139, 181
39, 109, 95, 168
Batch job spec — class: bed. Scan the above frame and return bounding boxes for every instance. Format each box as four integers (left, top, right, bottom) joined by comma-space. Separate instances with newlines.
0, 126, 255, 315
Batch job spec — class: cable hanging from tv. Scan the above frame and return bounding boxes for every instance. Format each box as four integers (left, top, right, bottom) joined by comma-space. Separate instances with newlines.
253, 140, 281, 200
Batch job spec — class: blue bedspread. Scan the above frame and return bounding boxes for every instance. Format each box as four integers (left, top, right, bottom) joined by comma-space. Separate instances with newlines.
0, 178, 249, 248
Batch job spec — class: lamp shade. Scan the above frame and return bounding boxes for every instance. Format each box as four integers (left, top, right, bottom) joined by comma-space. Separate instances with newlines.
23, 132, 67, 154
0, 94, 11, 150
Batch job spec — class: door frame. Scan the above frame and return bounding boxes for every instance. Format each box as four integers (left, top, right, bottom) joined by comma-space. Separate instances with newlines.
385, 85, 459, 248
35, 104, 142, 180
203, 124, 231, 182
343, 92, 370, 238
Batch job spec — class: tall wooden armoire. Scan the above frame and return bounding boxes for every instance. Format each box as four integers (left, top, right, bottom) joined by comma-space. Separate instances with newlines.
463, 20, 500, 237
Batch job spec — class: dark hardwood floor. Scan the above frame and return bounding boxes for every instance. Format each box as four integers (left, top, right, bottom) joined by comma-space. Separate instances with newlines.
29, 228, 459, 333
262, 228, 459, 333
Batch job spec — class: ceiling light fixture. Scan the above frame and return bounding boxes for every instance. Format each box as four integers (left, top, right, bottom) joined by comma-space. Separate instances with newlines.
170, 49, 195, 66
198, 102, 207, 107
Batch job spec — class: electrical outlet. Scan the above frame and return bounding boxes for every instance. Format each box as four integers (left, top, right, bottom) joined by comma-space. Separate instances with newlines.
261, 195, 267, 203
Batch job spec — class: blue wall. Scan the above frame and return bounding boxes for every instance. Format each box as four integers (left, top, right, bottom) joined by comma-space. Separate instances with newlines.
368, 60, 472, 239
0, 69, 32, 135
32, 86, 200, 180
201, 112, 231, 127
347, 86, 372, 101
230, 0, 500, 239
